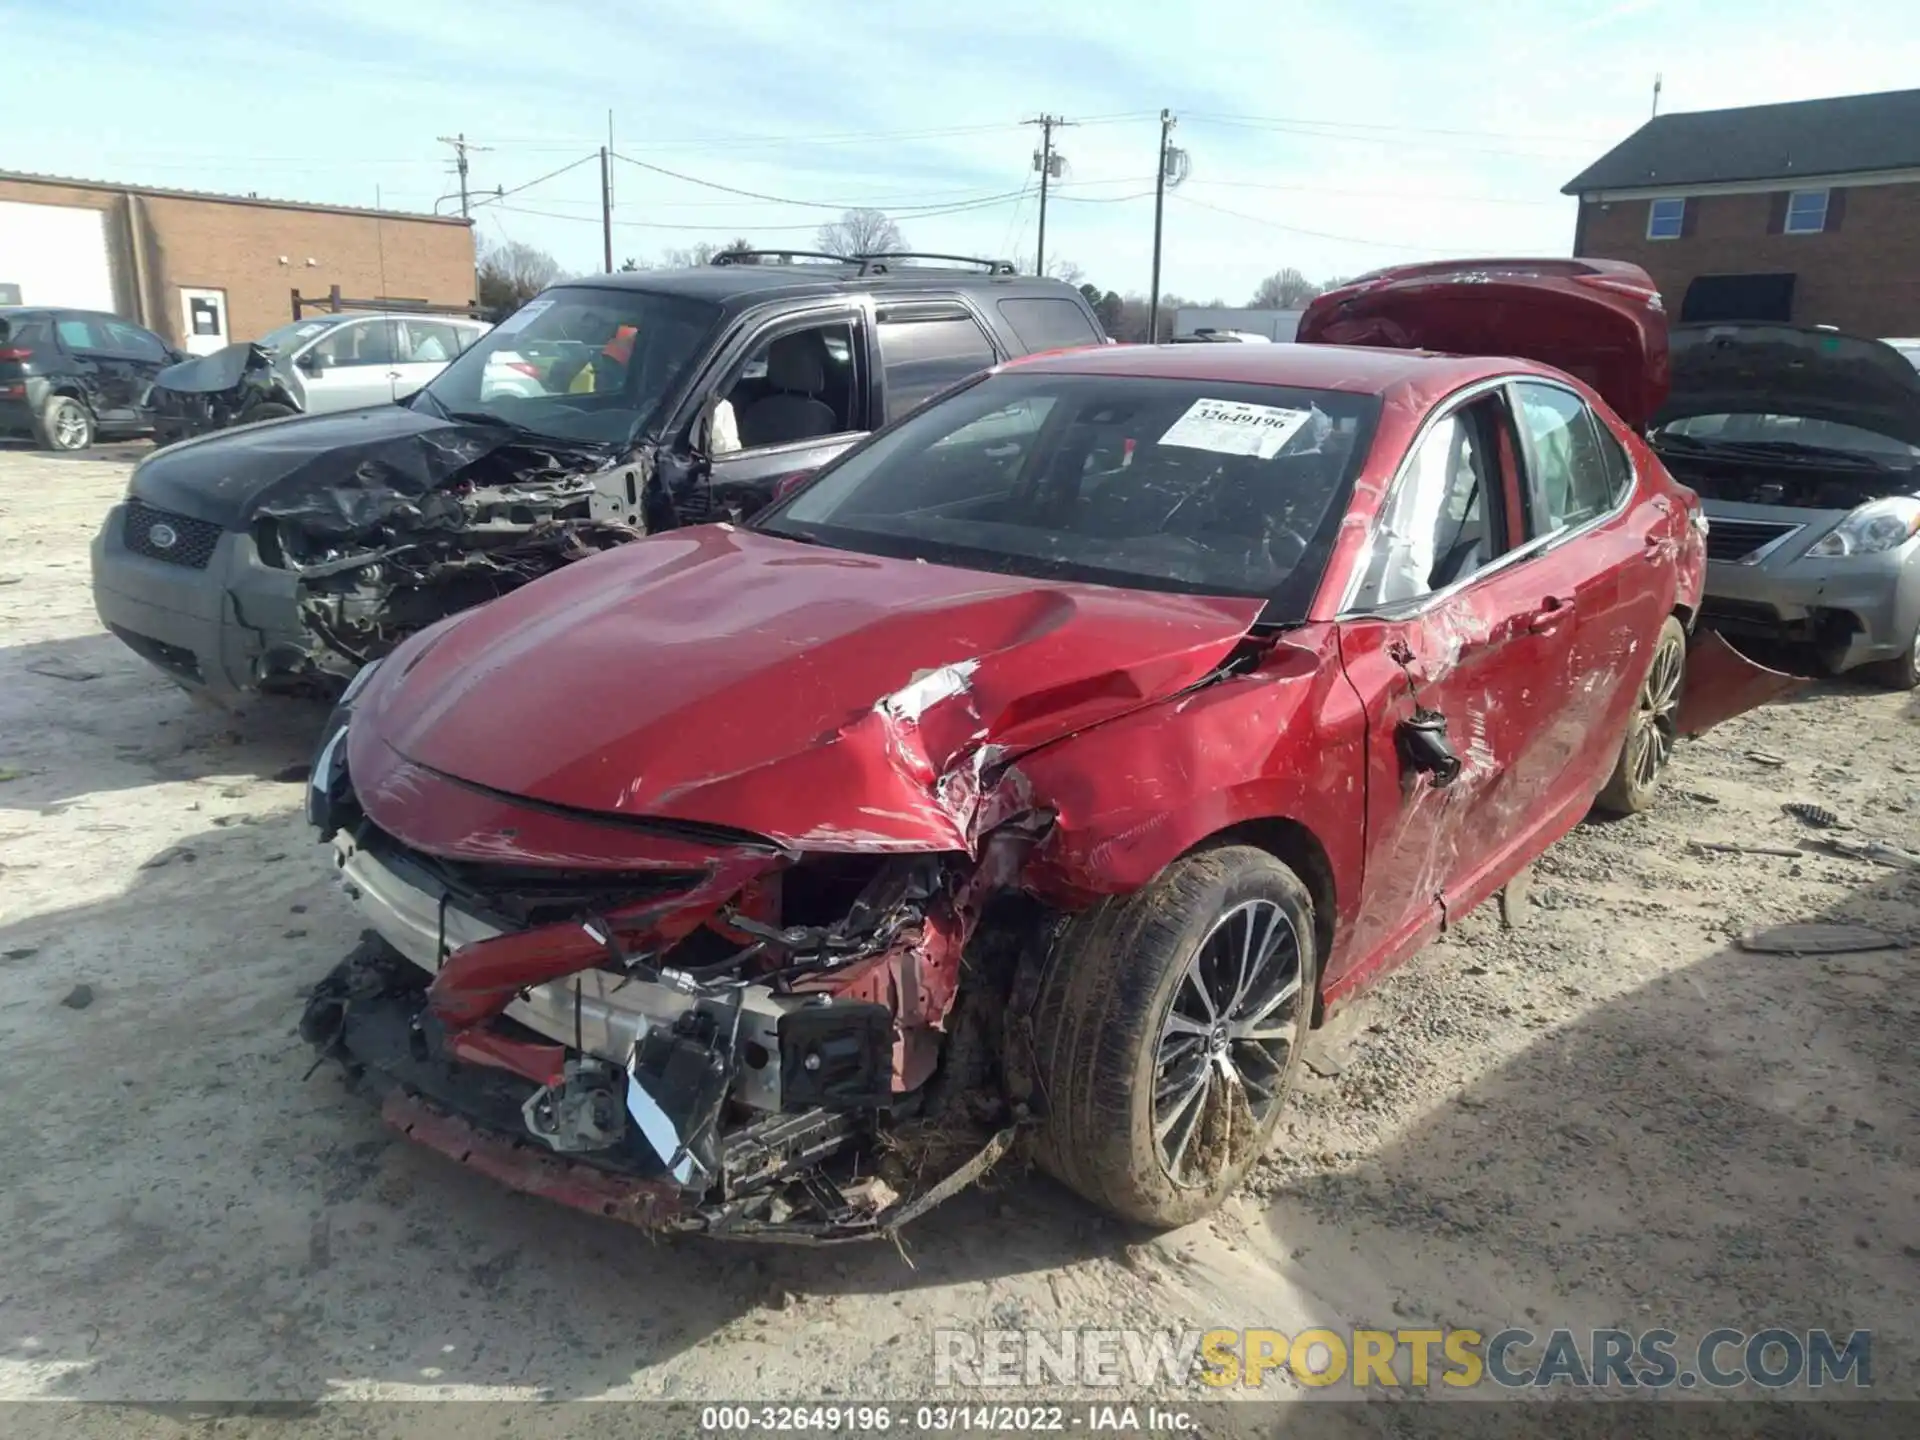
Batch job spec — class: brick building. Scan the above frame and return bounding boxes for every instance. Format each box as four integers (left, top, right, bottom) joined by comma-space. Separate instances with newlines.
0, 170, 476, 351
1563, 88, 1920, 336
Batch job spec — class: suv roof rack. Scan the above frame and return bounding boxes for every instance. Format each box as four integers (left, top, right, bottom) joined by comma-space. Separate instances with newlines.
705, 250, 1020, 278
854, 252, 1018, 276
709, 249, 854, 268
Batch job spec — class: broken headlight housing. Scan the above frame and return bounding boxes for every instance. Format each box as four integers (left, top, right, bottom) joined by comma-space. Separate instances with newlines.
1806, 497, 1920, 558
306, 658, 381, 833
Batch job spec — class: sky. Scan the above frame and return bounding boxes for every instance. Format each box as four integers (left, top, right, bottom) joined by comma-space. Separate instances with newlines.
4, 0, 1917, 305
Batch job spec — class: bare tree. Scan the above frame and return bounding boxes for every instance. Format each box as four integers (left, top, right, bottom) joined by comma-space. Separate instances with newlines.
816, 208, 906, 258
477, 239, 563, 319
1047, 258, 1085, 286
1250, 268, 1324, 309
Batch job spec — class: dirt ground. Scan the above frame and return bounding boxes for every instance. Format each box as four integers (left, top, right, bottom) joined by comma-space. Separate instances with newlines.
1, 445, 1914, 1422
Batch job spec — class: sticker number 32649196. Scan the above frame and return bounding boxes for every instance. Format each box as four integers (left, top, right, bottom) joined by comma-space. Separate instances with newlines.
1159, 398, 1312, 460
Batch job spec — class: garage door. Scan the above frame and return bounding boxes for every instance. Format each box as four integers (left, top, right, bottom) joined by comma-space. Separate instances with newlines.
0, 200, 114, 311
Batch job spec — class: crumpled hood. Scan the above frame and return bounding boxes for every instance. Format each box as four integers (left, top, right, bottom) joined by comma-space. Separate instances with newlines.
152, 341, 271, 397
1655, 323, 1920, 449
360, 526, 1265, 852
127, 402, 555, 532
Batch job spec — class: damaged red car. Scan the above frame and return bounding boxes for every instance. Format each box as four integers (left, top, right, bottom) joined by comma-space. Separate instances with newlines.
301, 259, 1798, 1239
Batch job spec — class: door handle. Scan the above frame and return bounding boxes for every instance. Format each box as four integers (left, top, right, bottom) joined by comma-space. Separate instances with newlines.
1526, 596, 1574, 634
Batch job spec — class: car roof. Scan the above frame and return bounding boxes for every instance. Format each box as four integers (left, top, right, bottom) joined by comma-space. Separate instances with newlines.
1002, 339, 1529, 400
556, 264, 1086, 310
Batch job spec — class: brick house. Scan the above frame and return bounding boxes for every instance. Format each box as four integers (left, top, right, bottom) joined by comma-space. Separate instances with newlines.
0, 170, 476, 350
1563, 88, 1920, 336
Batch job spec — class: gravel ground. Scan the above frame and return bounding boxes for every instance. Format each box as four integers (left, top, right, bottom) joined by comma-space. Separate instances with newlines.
0, 446, 1913, 1430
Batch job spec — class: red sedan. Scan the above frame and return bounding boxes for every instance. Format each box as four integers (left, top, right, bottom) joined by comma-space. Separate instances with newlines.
301, 259, 1797, 1239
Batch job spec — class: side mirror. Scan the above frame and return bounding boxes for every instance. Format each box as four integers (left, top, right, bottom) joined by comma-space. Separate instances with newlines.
297, 350, 324, 375
772, 469, 816, 505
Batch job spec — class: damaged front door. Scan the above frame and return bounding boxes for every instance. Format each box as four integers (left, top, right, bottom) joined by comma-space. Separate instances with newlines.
695, 307, 874, 520
1332, 386, 1580, 989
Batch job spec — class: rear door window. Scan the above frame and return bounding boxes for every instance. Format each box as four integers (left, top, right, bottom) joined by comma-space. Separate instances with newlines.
1512, 381, 1624, 535
103, 320, 169, 363
877, 310, 998, 421
56, 316, 110, 354
995, 297, 1103, 353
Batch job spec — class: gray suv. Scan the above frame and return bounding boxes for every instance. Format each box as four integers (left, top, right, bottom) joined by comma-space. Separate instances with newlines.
1650, 322, 1920, 688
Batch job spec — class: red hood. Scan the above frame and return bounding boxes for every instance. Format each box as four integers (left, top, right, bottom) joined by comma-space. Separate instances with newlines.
360, 527, 1264, 852
1297, 258, 1669, 429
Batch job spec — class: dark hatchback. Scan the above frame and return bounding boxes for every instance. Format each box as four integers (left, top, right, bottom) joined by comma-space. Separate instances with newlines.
0, 307, 181, 450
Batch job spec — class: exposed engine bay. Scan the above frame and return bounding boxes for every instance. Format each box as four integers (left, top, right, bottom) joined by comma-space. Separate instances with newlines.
251, 427, 647, 688
1653, 437, 1917, 511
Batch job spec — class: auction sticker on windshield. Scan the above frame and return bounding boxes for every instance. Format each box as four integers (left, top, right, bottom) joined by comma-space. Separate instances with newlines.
494, 299, 555, 336
1159, 398, 1312, 459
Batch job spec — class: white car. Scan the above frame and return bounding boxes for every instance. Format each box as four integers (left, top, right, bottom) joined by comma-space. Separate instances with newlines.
254, 313, 493, 414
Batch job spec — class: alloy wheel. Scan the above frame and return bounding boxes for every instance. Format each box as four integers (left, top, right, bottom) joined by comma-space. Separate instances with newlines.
1152, 898, 1303, 1187
54, 405, 89, 449
1627, 632, 1685, 791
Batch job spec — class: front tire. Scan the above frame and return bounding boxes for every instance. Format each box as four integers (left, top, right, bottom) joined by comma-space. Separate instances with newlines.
36, 395, 93, 451
1595, 616, 1687, 815
1028, 845, 1316, 1229
239, 400, 297, 425
1859, 616, 1920, 691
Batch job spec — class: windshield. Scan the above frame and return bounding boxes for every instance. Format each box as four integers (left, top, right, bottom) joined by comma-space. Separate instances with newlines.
256, 318, 341, 353
1657, 412, 1920, 464
759, 371, 1381, 617
417, 285, 718, 446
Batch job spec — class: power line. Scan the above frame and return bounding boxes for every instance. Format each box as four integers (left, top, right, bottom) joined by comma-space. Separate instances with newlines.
495, 187, 1030, 232
1181, 115, 1596, 159
1184, 177, 1565, 207
467, 151, 602, 212
1185, 110, 1611, 144
1169, 193, 1455, 254
435, 133, 492, 217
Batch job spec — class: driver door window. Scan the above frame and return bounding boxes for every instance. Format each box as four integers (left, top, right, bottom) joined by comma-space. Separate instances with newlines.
711, 320, 861, 455
1350, 396, 1511, 610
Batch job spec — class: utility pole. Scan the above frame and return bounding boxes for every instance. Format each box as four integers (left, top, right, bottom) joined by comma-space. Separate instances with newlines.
600, 146, 614, 274
1651, 73, 1663, 118
435, 133, 492, 218
1026, 114, 1073, 275
1148, 111, 1188, 344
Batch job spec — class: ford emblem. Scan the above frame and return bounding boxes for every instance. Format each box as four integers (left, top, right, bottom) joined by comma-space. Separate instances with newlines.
149, 522, 178, 550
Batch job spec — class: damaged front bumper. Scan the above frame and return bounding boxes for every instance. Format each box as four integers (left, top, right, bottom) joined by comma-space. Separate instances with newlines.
303, 704, 1035, 1240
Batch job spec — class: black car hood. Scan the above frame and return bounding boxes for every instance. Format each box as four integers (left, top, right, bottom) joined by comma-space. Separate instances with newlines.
128, 402, 608, 533
1654, 323, 1920, 449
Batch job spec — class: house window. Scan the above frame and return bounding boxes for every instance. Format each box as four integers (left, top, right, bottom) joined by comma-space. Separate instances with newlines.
1784, 189, 1830, 234
1646, 197, 1686, 240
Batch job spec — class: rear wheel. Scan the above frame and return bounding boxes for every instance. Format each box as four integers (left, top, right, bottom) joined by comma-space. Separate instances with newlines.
1595, 616, 1687, 815
1028, 845, 1316, 1228
239, 400, 297, 425
36, 395, 93, 451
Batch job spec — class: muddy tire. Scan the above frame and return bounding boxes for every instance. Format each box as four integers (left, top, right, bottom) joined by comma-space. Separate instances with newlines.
1027, 845, 1316, 1229
1595, 616, 1687, 816
35, 394, 93, 451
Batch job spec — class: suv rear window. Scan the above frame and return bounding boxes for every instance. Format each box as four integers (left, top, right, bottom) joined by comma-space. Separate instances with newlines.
877, 314, 998, 421
0, 314, 52, 349
996, 297, 1102, 352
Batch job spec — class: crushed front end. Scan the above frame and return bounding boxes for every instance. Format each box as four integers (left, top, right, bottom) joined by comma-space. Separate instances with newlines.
300, 674, 1039, 1240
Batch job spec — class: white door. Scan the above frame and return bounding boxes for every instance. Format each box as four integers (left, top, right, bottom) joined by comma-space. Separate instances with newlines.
296, 318, 402, 413
179, 288, 228, 356
386, 318, 464, 401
